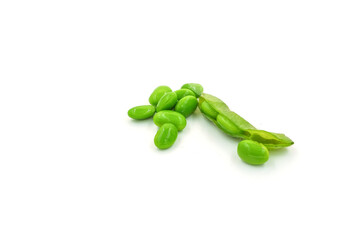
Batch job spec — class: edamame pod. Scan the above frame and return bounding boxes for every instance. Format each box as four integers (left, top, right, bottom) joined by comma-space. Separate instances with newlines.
156, 92, 178, 112
174, 96, 198, 118
174, 89, 196, 100
181, 83, 203, 98
237, 140, 269, 165
153, 110, 186, 131
128, 105, 156, 120
149, 86, 172, 106
154, 123, 178, 149
199, 93, 294, 149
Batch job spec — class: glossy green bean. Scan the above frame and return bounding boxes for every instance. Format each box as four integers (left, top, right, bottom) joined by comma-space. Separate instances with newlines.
237, 140, 269, 165
153, 110, 187, 131
174, 89, 196, 100
156, 92, 178, 112
149, 86, 172, 106
154, 123, 178, 149
128, 105, 156, 120
216, 114, 240, 135
198, 101, 218, 119
174, 96, 198, 117
181, 83, 203, 98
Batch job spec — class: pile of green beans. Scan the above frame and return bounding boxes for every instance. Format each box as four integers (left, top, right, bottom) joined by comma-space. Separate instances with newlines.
128, 83, 294, 165
128, 83, 201, 149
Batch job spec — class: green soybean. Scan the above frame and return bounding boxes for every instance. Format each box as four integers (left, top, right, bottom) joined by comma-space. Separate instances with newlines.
154, 123, 178, 149
198, 100, 218, 119
153, 110, 186, 131
181, 83, 204, 98
237, 140, 269, 165
216, 114, 240, 135
128, 105, 156, 120
199, 93, 294, 149
149, 86, 172, 106
174, 96, 198, 118
156, 92, 178, 112
174, 89, 196, 100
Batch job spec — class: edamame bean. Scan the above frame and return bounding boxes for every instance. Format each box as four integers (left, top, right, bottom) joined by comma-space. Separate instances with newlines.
154, 123, 178, 149
181, 83, 203, 98
237, 140, 269, 165
149, 86, 172, 106
174, 96, 198, 118
216, 114, 240, 135
153, 110, 186, 131
156, 92, 178, 112
174, 89, 196, 100
198, 100, 218, 119
128, 105, 156, 120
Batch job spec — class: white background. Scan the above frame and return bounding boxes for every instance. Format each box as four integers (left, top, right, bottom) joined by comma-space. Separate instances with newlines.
1, 1, 360, 239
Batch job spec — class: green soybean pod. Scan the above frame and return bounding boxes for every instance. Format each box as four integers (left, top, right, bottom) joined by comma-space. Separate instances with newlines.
149, 86, 172, 106
153, 110, 187, 131
174, 96, 198, 118
181, 83, 203, 98
128, 105, 156, 120
199, 93, 294, 149
174, 89, 196, 100
198, 100, 218, 120
216, 114, 240, 135
156, 92, 178, 112
154, 123, 178, 149
237, 140, 269, 165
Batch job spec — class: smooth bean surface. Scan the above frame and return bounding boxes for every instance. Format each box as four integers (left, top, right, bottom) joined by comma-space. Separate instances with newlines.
237, 140, 269, 165
156, 92, 178, 112
174, 89, 196, 100
149, 86, 172, 106
154, 123, 178, 149
199, 100, 218, 119
128, 105, 156, 120
153, 110, 186, 131
216, 114, 240, 135
174, 96, 198, 117
181, 83, 203, 98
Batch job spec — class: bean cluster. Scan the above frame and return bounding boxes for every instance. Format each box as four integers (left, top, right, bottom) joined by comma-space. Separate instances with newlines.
128, 83, 294, 165
128, 83, 203, 150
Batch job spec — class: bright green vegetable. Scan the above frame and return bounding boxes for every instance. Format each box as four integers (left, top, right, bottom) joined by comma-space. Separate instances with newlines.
149, 86, 172, 106
216, 114, 240, 135
181, 83, 203, 98
174, 96, 198, 118
199, 101, 218, 119
237, 140, 269, 165
156, 92, 178, 112
128, 84, 293, 164
174, 89, 196, 100
199, 93, 294, 149
154, 123, 178, 149
153, 110, 187, 131
128, 105, 156, 120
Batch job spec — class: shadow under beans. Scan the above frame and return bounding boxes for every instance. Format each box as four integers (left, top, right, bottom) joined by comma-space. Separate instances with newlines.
128, 118, 155, 127
269, 147, 289, 157
230, 151, 267, 169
